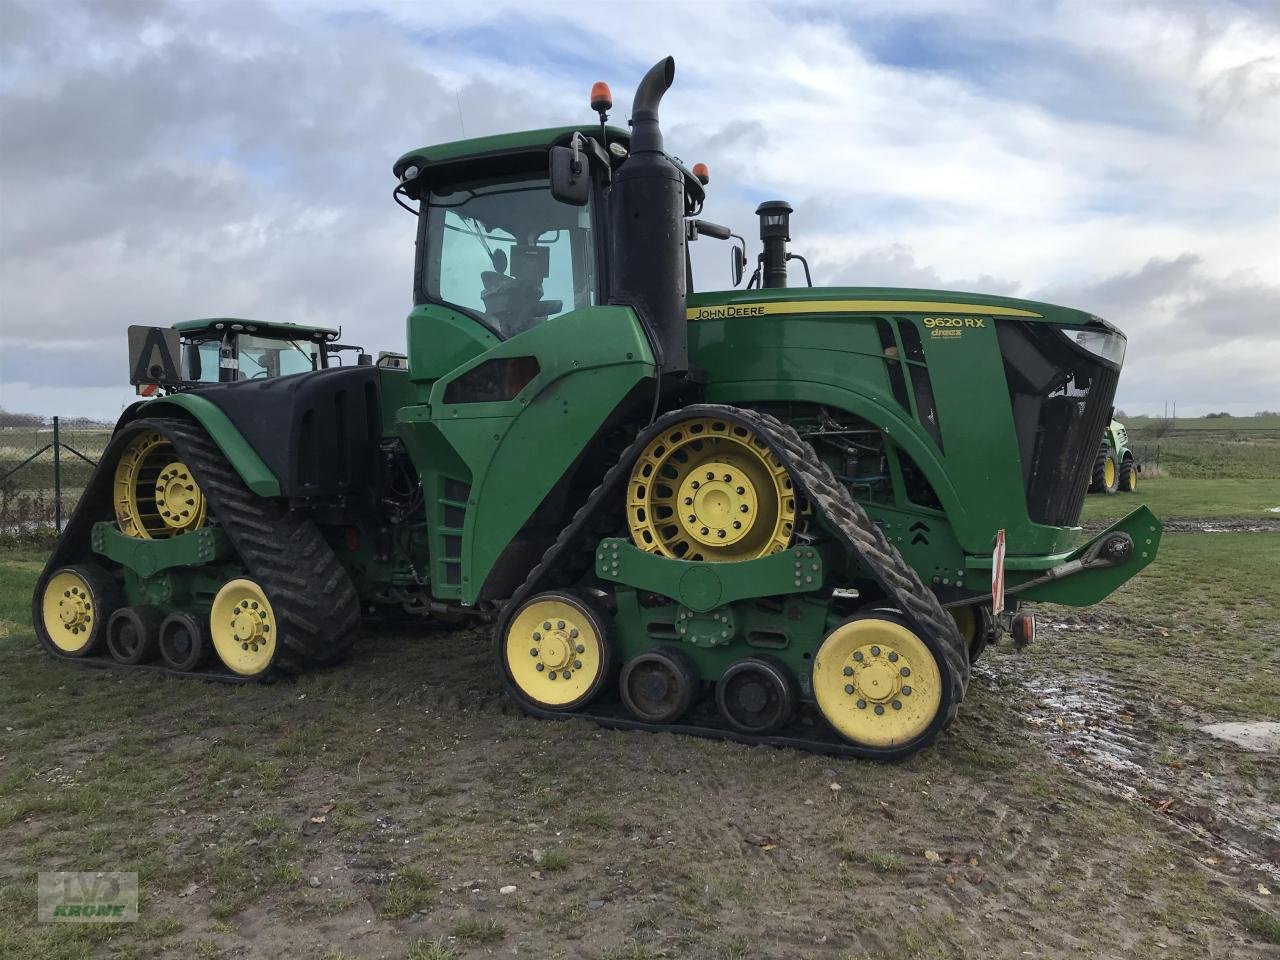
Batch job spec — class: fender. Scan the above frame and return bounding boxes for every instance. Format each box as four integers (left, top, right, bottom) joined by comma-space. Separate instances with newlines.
117, 394, 281, 497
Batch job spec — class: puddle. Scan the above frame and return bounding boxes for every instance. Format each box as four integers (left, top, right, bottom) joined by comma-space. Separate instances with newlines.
979, 655, 1280, 883
1202, 722, 1280, 753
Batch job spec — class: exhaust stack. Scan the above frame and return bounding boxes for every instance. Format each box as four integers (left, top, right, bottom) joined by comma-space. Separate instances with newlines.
609, 56, 688, 374
756, 200, 793, 289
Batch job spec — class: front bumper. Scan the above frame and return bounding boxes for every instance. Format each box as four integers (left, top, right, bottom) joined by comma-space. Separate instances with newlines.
965, 506, 1162, 607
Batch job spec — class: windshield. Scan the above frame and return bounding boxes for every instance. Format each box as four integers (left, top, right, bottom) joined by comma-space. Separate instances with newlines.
237, 334, 318, 379
182, 334, 319, 382
424, 177, 597, 338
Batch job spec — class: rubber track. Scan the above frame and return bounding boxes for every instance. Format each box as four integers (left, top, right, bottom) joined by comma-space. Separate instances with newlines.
495, 403, 970, 760
32, 417, 360, 679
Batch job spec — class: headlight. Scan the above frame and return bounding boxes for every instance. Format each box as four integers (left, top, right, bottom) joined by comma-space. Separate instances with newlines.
1063, 325, 1126, 368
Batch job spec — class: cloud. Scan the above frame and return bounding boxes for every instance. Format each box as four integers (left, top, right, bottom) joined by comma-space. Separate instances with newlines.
0, 0, 1277, 419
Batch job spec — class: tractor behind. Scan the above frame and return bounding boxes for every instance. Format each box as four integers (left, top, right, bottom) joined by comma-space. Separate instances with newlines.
32, 57, 1161, 760
1090, 418, 1140, 494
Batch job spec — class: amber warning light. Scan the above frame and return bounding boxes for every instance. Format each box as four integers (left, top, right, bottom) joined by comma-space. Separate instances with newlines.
692, 162, 709, 185
590, 82, 613, 113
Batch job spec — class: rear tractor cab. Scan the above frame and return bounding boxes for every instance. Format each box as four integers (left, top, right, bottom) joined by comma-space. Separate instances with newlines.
128, 318, 371, 395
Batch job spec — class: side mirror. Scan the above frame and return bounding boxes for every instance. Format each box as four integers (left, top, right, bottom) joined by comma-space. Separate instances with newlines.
731, 245, 746, 287
549, 145, 590, 206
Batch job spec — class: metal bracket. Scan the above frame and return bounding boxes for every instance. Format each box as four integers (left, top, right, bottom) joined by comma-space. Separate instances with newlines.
91, 522, 231, 578
594, 538, 829, 613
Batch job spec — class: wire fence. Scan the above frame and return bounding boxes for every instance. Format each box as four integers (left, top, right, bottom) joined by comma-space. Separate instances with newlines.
1, 415, 111, 537
1130, 442, 1162, 475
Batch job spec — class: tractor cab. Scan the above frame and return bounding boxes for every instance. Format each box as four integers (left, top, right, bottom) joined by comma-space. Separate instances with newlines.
173, 318, 368, 385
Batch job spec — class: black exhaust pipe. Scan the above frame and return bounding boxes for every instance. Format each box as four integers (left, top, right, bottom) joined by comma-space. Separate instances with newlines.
609, 56, 687, 374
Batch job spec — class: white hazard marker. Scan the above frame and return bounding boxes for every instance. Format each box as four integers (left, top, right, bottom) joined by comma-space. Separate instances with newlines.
992, 529, 1007, 616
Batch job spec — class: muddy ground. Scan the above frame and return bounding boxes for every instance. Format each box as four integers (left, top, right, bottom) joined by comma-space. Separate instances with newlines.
1, 531, 1277, 960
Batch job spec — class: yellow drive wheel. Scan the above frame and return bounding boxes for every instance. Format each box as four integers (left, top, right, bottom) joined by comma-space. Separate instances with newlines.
1103, 457, 1116, 490
813, 616, 946, 749
503, 593, 611, 711
39, 565, 117, 656
210, 579, 278, 677
627, 415, 797, 562
113, 430, 207, 539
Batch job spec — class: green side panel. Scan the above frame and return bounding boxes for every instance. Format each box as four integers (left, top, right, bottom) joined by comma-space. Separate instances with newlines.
689, 302, 1079, 560
91, 523, 231, 578
405, 304, 500, 385
137, 393, 280, 497
686, 285, 1098, 327
400, 305, 655, 603
984, 506, 1162, 606
376, 366, 422, 435
595, 539, 832, 613
866, 503, 973, 592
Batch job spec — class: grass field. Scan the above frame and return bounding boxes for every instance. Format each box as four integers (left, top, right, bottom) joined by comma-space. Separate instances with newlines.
1082, 477, 1280, 521
1, 431, 1277, 959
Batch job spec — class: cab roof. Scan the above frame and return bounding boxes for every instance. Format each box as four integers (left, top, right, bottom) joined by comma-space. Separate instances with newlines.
173, 318, 340, 341
393, 124, 705, 204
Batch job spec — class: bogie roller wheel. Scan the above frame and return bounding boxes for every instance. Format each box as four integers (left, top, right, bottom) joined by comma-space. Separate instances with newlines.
113, 429, 207, 539
620, 647, 699, 723
627, 414, 799, 562
950, 604, 992, 664
502, 591, 613, 712
813, 613, 956, 754
1120, 456, 1138, 492
159, 612, 210, 672
36, 564, 120, 658
210, 578, 279, 679
107, 606, 163, 665
715, 657, 796, 734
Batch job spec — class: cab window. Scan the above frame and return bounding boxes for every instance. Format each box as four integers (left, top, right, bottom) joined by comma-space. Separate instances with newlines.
237, 334, 318, 379
424, 177, 596, 338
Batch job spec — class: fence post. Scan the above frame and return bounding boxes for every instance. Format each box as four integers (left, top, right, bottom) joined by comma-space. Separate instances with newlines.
53, 415, 62, 534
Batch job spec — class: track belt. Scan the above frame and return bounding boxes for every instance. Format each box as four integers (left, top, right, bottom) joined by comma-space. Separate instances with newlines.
495, 403, 970, 760
32, 417, 360, 680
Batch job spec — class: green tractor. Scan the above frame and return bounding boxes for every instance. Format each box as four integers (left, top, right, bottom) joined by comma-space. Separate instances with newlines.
32, 58, 1161, 760
1090, 418, 1140, 494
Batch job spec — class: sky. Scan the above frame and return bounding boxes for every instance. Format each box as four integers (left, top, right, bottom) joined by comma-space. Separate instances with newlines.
0, 0, 1277, 419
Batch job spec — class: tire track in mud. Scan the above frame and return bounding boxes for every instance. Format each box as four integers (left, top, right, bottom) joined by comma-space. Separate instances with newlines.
979, 652, 1280, 885
1083, 517, 1280, 533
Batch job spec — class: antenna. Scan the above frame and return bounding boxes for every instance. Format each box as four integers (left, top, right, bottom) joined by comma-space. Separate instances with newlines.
455, 90, 466, 138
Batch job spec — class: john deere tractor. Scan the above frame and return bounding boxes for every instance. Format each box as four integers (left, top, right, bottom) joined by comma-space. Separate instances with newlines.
1090, 418, 1140, 494
32, 58, 1161, 760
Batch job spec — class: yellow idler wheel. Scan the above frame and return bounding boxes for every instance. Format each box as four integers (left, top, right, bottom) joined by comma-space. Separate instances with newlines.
813, 616, 947, 750
503, 592, 612, 711
210, 579, 278, 678
39, 565, 119, 656
627, 415, 797, 562
113, 430, 207, 539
